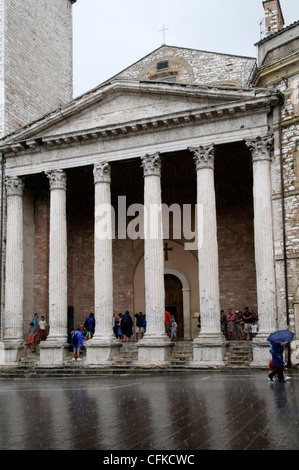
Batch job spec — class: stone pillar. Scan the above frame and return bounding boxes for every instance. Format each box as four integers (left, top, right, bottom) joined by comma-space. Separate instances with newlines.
291, 283, 299, 366
189, 145, 225, 367
39, 169, 68, 365
246, 136, 277, 366
137, 153, 172, 366
85, 162, 120, 365
0, 176, 25, 364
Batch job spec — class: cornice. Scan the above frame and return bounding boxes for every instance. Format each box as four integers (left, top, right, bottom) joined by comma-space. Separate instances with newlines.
0, 92, 279, 157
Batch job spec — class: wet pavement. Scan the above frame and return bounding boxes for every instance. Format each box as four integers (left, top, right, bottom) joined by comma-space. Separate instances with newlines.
0, 369, 298, 452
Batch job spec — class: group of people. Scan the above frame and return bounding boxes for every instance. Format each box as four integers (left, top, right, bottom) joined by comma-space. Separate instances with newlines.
35, 309, 179, 359
28, 313, 47, 352
70, 312, 95, 360
221, 307, 258, 341
113, 311, 146, 342
29, 310, 290, 384
28, 308, 182, 360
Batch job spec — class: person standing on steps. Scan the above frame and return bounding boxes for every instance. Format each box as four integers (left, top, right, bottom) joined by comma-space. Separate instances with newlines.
243, 307, 253, 340
33, 313, 39, 340
134, 312, 145, 341
70, 328, 84, 361
28, 322, 37, 352
165, 311, 171, 338
84, 313, 95, 338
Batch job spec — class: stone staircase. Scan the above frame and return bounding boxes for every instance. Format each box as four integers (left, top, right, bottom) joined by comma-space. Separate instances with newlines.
224, 340, 253, 367
112, 341, 138, 367
168, 341, 193, 367
111, 340, 193, 368
0, 339, 255, 378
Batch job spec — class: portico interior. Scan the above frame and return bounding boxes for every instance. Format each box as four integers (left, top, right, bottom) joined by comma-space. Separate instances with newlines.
22, 142, 256, 340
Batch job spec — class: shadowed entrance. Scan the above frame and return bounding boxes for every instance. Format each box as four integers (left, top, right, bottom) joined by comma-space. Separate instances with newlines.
164, 274, 184, 338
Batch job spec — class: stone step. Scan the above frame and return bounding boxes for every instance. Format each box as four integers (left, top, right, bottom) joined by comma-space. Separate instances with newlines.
168, 341, 193, 366
224, 340, 253, 366
112, 341, 138, 364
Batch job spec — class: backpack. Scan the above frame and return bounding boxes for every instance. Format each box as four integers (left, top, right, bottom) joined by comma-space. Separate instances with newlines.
72, 332, 79, 346
84, 318, 89, 330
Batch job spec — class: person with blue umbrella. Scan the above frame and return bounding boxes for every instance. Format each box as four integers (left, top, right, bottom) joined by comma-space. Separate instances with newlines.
267, 329, 294, 383
268, 342, 285, 382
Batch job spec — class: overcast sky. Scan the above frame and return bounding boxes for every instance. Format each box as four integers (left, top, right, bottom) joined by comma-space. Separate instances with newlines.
72, 0, 298, 98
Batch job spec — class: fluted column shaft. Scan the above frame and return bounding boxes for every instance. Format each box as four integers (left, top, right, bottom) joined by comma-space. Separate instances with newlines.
4, 176, 24, 340
246, 136, 276, 335
46, 170, 67, 343
190, 145, 220, 335
93, 162, 114, 340
141, 153, 166, 340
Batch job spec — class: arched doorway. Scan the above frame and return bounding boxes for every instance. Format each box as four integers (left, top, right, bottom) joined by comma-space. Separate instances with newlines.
164, 274, 184, 338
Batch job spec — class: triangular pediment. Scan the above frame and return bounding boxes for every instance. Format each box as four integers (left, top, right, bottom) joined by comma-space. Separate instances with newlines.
41, 81, 252, 138
0, 78, 267, 146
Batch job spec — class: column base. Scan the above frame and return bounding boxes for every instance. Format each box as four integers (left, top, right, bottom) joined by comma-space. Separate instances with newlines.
136, 336, 173, 367
0, 339, 25, 365
85, 337, 121, 365
291, 340, 299, 367
39, 338, 69, 366
250, 335, 273, 368
190, 333, 225, 368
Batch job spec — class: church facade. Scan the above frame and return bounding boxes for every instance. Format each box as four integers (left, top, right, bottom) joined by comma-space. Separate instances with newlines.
0, 0, 298, 368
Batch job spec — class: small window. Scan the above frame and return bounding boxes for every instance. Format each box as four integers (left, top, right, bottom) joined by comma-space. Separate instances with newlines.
157, 60, 169, 71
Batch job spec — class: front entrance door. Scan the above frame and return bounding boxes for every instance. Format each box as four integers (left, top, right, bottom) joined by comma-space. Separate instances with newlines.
164, 274, 184, 338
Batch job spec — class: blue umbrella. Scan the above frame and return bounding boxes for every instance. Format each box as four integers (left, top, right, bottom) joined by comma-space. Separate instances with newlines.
267, 329, 294, 344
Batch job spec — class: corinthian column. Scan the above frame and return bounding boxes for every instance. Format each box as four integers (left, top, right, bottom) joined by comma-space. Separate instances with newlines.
189, 145, 224, 366
0, 176, 24, 365
93, 162, 113, 340
85, 162, 120, 364
137, 153, 171, 366
39, 170, 68, 365
246, 136, 277, 365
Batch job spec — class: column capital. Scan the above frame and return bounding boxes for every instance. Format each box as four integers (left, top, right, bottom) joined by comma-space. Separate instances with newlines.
45, 169, 67, 190
5, 176, 24, 196
245, 135, 273, 163
141, 153, 161, 177
189, 145, 215, 170
94, 162, 111, 184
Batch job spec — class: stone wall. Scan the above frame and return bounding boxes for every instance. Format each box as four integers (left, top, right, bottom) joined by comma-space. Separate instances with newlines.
116, 45, 256, 88
272, 76, 299, 332
0, 0, 73, 137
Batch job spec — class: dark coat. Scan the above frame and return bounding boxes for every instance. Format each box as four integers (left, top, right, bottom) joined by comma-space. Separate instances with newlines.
121, 311, 133, 338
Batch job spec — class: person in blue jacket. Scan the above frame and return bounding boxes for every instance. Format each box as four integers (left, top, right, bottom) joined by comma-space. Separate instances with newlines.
84, 313, 95, 338
33, 313, 39, 337
70, 328, 84, 361
268, 342, 285, 383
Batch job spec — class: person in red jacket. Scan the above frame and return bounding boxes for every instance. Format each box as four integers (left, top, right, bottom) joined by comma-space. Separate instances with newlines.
165, 311, 171, 338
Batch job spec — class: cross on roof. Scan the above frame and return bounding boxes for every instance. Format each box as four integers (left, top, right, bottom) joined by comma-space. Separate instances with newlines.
159, 24, 169, 44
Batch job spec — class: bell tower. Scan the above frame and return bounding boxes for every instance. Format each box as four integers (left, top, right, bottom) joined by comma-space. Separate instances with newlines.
0, 0, 76, 136
263, 0, 284, 37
